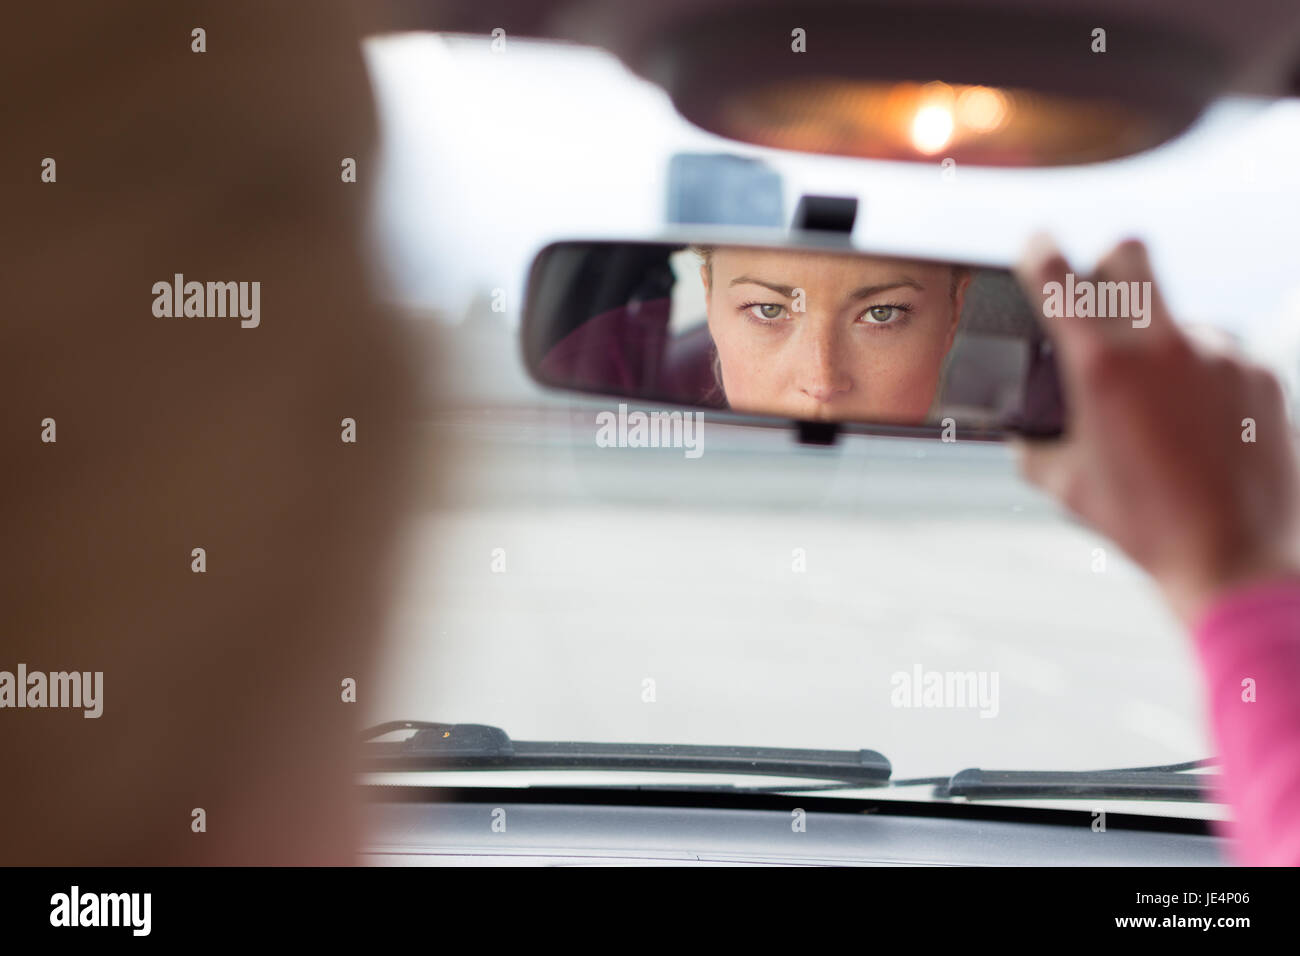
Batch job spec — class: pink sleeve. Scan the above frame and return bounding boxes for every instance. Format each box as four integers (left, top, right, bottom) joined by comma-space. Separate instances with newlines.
1193, 578, 1300, 866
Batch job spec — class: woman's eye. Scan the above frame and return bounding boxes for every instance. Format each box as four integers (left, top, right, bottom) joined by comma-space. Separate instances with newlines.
747, 303, 787, 322
861, 305, 906, 325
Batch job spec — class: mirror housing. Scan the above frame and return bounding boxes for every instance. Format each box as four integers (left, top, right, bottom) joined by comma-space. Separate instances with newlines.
522, 231, 1065, 441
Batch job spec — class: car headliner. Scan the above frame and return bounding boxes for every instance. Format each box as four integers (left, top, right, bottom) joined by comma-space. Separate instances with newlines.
382, 0, 1300, 99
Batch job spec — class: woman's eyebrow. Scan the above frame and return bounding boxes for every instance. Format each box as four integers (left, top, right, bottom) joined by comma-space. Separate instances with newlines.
845, 278, 924, 300
727, 276, 925, 299
728, 276, 796, 297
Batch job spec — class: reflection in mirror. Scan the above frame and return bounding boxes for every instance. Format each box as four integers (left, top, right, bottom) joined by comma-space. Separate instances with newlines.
524, 242, 1062, 435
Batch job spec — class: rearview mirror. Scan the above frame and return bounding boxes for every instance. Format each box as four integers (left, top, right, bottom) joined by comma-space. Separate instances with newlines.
522, 238, 1064, 440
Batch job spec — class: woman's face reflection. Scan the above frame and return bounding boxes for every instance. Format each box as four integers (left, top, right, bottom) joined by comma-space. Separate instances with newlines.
702, 247, 969, 423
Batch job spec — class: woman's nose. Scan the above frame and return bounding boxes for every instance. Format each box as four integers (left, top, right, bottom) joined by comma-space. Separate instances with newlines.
796, 327, 852, 403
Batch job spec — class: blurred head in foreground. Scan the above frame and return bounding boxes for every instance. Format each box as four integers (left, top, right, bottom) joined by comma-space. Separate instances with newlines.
1, 0, 418, 864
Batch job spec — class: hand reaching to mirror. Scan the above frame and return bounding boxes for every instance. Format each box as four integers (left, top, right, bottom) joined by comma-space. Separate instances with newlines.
1012, 235, 1300, 864
1012, 235, 1300, 624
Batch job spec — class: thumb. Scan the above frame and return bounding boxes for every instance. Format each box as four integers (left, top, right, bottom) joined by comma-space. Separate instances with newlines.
1009, 434, 1080, 510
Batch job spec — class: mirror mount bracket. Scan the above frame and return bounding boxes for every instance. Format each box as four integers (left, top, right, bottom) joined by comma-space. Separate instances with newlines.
791, 195, 858, 235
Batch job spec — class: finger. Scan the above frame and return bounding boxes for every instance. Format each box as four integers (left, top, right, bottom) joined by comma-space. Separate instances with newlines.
1091, 238, 1181, 344
1010, 435, 1089, 518
1013, 232, 1105, 387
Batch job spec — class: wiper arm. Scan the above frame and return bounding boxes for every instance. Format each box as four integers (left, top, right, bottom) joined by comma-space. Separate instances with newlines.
362, 721, 892, 786
900, 758, 1219, 802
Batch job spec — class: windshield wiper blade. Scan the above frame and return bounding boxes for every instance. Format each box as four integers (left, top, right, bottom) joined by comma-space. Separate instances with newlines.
362, 721, 892, 785
918, 758, 1219, 802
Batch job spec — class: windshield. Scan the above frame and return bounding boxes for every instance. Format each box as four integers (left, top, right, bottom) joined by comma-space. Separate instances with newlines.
358, 32, 1300, 819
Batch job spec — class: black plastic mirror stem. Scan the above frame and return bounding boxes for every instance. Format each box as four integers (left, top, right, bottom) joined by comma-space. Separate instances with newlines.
795, 421, 840, 446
